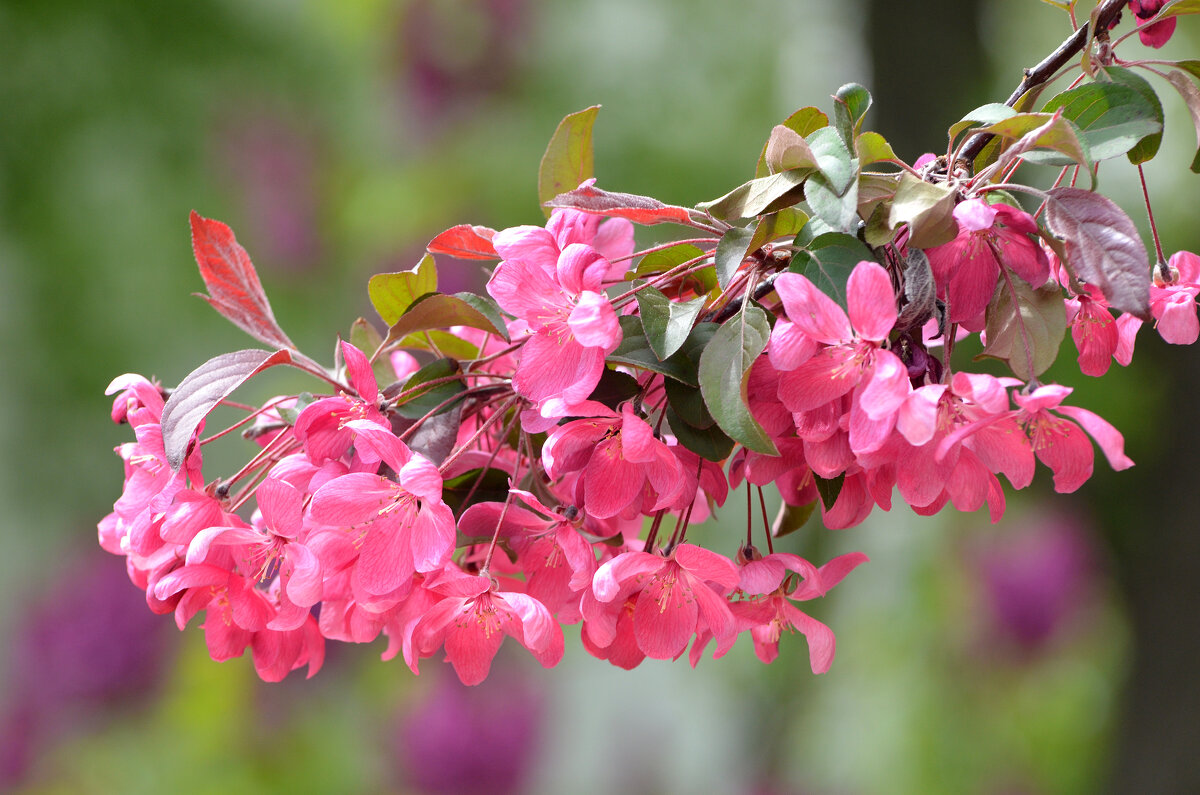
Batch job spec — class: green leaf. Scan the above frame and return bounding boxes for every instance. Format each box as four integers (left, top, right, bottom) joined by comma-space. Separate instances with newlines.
698, 170, 809, 222
1100, 66, 1165, 164
808, 127, 856, 195
538, 106, 599, 218
664, 376, 714, 429
588, 368, 641, 410
633, 243, 708, 279
442, 468, 512, 515
814, 473, 845, 510
697, 305, 777, 455
714, 227, 755, 288
832, 83, 872, 149
383, 291, 509, 348
635, 286, 708, 360
755, 107, 829, 178
855, 131, 896, 165
609, 316, 710, 385
888, 173, 958, 249
1021, 80, 1162, 164
977, 112, 1093, 173
747, 208, 808, 256
805, 172, 859, 233
788, 232, 873, 310
1162, 0, 1200, 17
392, 357, 466, 419
948, 103, 1018, 143
368, 254, 437, 326
979, 276, 1067, 381
665, 405, 736, 462
772, 500, 817, 537
396, 329, 479, 360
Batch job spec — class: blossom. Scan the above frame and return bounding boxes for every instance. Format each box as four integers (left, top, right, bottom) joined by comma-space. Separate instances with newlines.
411, 567, 563, 685
292, 341, 389, 464
1131, 0, 1176, 48
774, 261, 909, 455
308, 421, 456, 598
586, 544, 739, 661
925, 199, 1049, 327
487, 206, 631, 421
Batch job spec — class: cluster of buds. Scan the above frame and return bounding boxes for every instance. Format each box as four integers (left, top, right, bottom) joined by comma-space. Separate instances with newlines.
100, 2, 1200, 683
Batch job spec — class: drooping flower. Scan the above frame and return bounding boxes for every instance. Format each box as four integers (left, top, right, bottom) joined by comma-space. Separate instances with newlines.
1131, 0, 1176, 48
925, 199, 1049, 327
410, 566, 563, 686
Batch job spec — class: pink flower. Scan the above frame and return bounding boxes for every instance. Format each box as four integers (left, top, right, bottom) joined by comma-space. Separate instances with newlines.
1066, 287, 1122, 376
308, 421, 456, 598
1013, 385, 1134, 493
586, 544, 739, 661
487, 207, 631, 421
411, 567, 563, 686
774, 261, 909, 455
925, 200, 1049, 327
1147, 250, 1200, 345
292, 341, 389, 464
1131, 0, 1176, 48
542, 404, 684, 519
185, 478, 323, 630
719, 551, 867, 672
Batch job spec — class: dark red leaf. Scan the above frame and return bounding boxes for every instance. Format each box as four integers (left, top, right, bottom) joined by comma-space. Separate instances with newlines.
162, 349, 293, 471
190, 211, 295, 349
426, 224, 499, 260
1044, 187, 1151, 319
544, 185, 693, 226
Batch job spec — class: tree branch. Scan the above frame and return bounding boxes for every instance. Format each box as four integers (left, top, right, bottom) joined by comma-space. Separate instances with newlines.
960, 0, 1129, 164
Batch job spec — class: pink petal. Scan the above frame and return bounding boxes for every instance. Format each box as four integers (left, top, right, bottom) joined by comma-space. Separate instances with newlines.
777, 347, 860, 414
782, 603, 837, 674
257, 478, 303, 538
739, 558, 787, 595
592, 551, 662, 603
846, 261, 898, 342
1054, 405, 1134, 471
568, 291, 620, 349
340, 341, 378, 403
443, 602, 509, 685
1032, 417, 1094, 493
859, 350, 909, 420
584, 437, 645, 519
774, 272, 852, 343
491, 224, 558, 269
283, 542, 323, 606
953, 199, 998, 233
767, 319, 819, 371
673, 544, 739, 592
557, 243, 609, 295
634, 569, 699, 659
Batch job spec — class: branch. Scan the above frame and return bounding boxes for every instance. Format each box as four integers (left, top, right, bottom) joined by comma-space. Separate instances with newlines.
960, 0, 1129, 164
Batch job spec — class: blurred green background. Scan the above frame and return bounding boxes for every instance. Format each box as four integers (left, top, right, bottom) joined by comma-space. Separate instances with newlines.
2, 0, 1199, 792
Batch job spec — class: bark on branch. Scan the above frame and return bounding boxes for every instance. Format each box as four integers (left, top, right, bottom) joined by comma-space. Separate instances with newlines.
960, 0, 1130, 164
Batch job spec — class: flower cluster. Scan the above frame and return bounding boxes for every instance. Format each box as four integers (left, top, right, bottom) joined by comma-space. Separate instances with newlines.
100, 3, 1200, 683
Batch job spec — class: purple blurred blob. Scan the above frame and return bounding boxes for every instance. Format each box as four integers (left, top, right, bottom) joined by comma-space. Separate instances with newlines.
218, 112, 323, 270
395, 0, 528, 132
975, 511, 1099, 654
395, 663, 544, 795
0, 549, 173, 786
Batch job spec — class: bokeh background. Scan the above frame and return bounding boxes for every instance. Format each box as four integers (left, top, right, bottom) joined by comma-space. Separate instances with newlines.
2, 0, 1199, 792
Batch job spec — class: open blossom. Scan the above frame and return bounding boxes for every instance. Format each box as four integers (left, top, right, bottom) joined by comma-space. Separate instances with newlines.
309, 420, 456, 598
774, 260, 909, 455
293, 341, 389, 463
542, 404, 685, 519
719, 551, 868, 672
585, 543, 739, 662
925, 199, 1049, 327
410, 566, 563, 686
487, 206, 632, 423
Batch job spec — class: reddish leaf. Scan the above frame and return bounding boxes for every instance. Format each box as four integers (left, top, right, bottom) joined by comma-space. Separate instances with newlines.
189, 211, 296, 350
162, 349, 293, 471
544, 185, 693, 226
427, 225, 499, 260
1044, 187, 1151, 319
